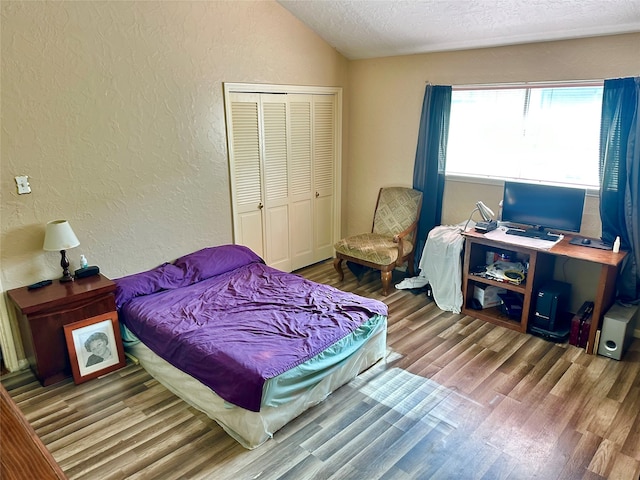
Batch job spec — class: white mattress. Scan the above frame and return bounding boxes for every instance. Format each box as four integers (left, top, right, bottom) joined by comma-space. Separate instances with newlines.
126, 317, 387, 449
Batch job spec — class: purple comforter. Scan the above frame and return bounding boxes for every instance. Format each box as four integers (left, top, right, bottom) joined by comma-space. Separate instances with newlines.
119, 258, 387, 412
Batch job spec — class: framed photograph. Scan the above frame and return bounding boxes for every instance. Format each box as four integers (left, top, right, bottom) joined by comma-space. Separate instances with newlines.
63, 312, 126, 384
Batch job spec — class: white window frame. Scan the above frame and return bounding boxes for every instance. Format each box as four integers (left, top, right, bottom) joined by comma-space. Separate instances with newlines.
445, 81, 604, 190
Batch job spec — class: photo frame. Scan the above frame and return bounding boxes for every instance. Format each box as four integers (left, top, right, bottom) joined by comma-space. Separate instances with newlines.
63, 312, 126, 384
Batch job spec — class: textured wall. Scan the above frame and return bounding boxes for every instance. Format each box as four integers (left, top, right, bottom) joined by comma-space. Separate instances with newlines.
345, 33, 640, 237
0, 0, 348, 368
1, 0, 348, 289
2, 2, 639, 367
345, 33, 640, 313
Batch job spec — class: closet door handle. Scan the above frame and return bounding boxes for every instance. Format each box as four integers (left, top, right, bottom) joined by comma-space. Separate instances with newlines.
315, 192, 320, 198
258, 202, 264, 210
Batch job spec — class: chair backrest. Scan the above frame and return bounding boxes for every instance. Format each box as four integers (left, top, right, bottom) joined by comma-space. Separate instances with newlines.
372, 187, 423, 237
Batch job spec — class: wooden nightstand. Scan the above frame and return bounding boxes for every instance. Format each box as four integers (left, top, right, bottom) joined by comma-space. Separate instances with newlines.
7, 274, 117, 386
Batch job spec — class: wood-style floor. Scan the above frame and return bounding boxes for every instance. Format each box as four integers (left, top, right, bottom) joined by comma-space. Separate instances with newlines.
2, 260, 639, 480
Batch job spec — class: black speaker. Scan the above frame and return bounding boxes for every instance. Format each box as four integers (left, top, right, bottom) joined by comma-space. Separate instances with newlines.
532, 281, 571, 331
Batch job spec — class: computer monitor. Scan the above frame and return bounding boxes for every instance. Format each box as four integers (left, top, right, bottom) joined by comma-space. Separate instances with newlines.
502, 181, 586, 234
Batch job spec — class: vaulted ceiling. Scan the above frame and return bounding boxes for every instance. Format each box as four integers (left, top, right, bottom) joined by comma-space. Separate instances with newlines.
278, 0, 640, 59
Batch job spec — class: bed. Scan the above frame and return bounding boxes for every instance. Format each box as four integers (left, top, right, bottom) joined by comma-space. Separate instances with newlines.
114, 245, 388, 449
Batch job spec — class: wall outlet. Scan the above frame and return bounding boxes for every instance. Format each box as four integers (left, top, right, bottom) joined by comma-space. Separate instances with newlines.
15, 175, 31, 194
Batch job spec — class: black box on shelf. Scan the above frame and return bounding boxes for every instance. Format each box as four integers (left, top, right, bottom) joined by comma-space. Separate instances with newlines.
498, 291, 523, 319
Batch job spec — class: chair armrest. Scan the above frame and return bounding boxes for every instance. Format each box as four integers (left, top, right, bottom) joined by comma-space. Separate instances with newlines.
392, 219, 419, 243
392, 220, 419, 261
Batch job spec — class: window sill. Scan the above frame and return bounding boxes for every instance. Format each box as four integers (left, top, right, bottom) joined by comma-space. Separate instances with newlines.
444, 174, 599, 197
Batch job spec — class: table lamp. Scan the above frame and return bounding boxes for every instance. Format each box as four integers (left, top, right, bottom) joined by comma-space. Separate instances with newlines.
43, 220, 80, 282
476, 201, 495, 222
468, 201, 498, 233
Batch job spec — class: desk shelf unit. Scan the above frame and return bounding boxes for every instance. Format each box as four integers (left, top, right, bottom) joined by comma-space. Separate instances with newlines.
462, 230, 626, 354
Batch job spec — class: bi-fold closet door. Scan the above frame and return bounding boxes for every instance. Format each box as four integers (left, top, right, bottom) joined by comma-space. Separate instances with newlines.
225, 85, 341, 272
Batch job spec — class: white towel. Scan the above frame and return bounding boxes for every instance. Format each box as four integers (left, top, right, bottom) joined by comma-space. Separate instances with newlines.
396, 225, 464, 313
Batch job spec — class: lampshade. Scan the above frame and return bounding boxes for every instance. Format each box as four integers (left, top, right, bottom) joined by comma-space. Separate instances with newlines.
476, 201, 495, 222
43, 220, 80, 251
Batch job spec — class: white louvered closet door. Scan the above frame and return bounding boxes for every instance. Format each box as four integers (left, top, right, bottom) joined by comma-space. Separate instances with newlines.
227, 93, 265, 259
313, 95, 337, 262
226, 87, 340, 272
288, 95, 314, 270
261, 96, 292, 272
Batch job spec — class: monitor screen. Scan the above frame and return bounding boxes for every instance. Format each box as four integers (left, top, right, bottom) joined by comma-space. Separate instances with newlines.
502, 181, 586, 233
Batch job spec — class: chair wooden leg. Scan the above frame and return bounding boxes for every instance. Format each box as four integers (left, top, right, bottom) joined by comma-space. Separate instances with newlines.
333, 257, 344, 282
380, 270, 392, 295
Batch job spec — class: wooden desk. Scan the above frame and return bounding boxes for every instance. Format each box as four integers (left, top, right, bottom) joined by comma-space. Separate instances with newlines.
462, 231, 626, 354
6, 274, 116, 386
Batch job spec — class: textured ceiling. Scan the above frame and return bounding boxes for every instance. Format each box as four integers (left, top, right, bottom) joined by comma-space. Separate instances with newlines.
277, 0, 640, 59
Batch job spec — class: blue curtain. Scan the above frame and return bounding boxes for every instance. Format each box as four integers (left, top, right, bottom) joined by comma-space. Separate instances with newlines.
599, 77, 640, 302
412, 85, 452, 270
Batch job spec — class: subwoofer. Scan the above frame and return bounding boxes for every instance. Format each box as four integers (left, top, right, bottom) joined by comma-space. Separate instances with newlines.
597, 303, 638, 360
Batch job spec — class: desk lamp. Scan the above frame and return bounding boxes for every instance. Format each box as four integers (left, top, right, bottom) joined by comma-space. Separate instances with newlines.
43, 220, 80, 282
470, 201, 498, 233
477, 201, 495, 221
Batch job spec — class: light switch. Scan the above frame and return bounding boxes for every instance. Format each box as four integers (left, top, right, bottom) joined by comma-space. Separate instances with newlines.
15, 175, 31, 194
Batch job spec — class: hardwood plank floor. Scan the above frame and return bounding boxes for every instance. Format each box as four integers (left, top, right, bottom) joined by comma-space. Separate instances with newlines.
2, 260, 640, 479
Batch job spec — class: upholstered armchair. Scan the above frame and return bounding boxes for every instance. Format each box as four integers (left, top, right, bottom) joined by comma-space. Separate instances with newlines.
333, 187, 423, 295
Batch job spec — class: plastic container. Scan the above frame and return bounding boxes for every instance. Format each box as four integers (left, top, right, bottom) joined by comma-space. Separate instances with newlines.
80, 254, 88, 269
613, 236, 621, 253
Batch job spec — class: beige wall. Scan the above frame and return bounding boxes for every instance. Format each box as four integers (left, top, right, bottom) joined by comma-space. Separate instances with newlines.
1, 1, 639, 368
346, 33, 640, 236
1, 0, 348, 286
0, 0, 348, 369
346, 33, 640, 312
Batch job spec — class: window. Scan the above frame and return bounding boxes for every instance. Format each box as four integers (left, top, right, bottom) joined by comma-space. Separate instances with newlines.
446, 83, 604, 188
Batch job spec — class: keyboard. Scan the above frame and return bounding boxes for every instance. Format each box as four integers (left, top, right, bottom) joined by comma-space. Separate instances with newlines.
505, 228, 560, 242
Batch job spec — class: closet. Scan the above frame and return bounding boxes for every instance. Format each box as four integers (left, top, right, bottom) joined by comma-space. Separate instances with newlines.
224, 84, 342, 272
